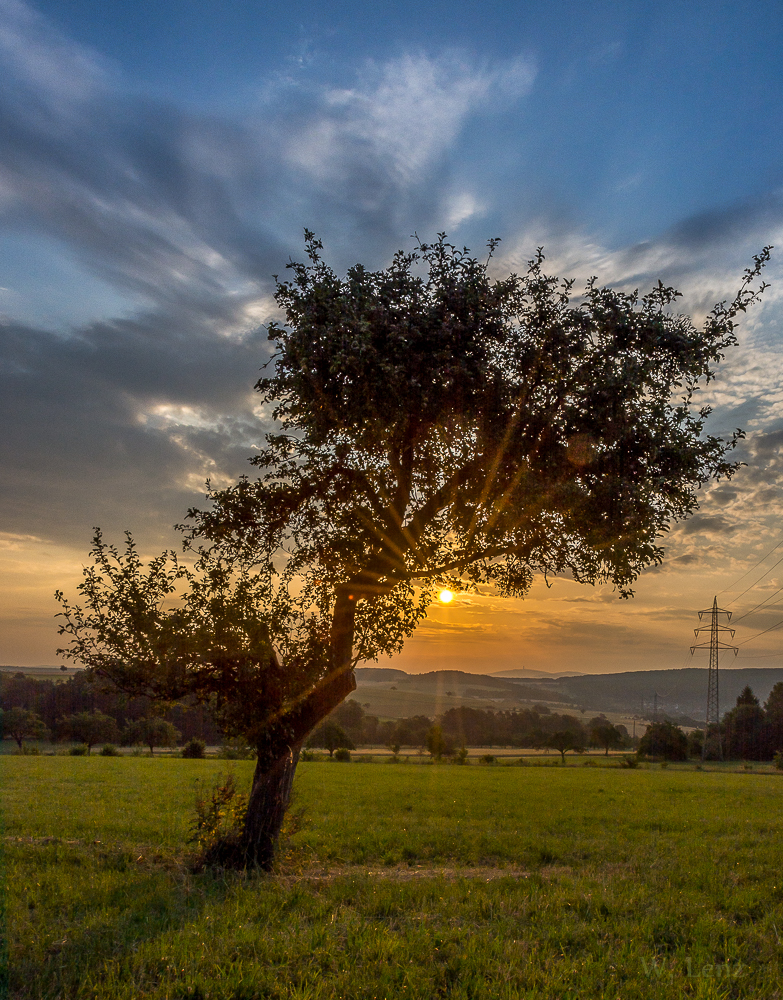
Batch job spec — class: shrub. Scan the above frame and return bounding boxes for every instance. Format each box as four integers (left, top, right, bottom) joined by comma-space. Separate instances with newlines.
299, 750, 315, 762
189, 773, 248, 868
14, 745, 41, 756
774, 751, 783, 771
480, 754, 497, 765
181, 738, 206, 759
333, 747, 352, 762
68, 744, 88, 756
453, 746, 469, 765
620, 755, 639, 769
100, 744, 120, 756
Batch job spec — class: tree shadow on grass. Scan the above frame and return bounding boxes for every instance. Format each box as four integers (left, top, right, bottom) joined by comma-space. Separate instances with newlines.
8, 839, 263, 999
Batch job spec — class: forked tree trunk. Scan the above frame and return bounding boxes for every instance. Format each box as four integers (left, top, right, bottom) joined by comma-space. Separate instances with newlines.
239, 587, 361, 869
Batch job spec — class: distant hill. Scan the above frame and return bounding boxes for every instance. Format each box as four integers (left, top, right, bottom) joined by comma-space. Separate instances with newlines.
491, 668, 587, 679
354, 666, 570, 718
540, 667, 783, 721
0, 664, 77, 677
354, 665, 783, 722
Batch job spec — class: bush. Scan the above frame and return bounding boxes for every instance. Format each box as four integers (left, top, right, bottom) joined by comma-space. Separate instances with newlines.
14, 745, 41, 756
100, 744, 120, 756
299, 750, 315, 762
333, 747, 352, 762
453, 746, 469, 765
189, 773, 247, 869
774, 751, 783, 771
181, 738, 206, 759
479, 754, 497, 765
68, 744, 88, 756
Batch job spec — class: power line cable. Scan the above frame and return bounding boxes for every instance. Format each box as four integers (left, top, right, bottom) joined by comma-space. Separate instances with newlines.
736, 617, 783, 647
720, 536, 783, 601
732, 590, 783, 624
725, 551, 783, 607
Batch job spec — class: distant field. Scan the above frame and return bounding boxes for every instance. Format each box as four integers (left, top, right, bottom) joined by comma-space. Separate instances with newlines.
4, 758, 783, 999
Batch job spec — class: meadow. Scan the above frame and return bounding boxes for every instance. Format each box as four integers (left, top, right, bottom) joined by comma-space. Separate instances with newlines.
3, 757, 783, 999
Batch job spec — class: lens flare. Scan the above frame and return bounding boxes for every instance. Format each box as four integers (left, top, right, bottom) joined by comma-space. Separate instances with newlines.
438, 589, 454, 604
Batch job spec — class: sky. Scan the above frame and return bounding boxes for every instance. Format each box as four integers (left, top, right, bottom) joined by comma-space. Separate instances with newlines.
3, 0, 783, 675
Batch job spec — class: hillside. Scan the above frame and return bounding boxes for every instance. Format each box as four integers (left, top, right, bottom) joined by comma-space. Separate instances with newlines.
539, 667, 783, 721
355, 665, 783, 722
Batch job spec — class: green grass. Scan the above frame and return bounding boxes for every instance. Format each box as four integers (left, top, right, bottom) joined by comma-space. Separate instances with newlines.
4, 758, 783, 999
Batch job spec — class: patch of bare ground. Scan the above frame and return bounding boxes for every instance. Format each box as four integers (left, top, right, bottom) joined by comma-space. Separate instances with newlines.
276, 863, 554, 884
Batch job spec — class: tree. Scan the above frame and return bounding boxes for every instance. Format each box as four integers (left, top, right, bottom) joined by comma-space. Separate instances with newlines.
61, 711, 119, 754
2, 707, 48, 749
687, 728, 704, 759
590, 722, 625, 756
426, 724, 454, 759
638, 721, 688, 761
55, 234, 771, 868
124, 717, 181, 755
306, 720, 355, 757
723, 687, 765, 761
545, 729, 586, 763
765, 682, 783, 756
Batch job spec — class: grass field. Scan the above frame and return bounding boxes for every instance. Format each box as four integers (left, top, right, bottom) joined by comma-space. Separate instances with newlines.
3, 757, 783, 999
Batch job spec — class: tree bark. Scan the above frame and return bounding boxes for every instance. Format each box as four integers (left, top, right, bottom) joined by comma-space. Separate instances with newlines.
239, 588, 360, 869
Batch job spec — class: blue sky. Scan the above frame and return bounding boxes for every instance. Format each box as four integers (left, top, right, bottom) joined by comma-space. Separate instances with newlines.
3, 0, 783, 673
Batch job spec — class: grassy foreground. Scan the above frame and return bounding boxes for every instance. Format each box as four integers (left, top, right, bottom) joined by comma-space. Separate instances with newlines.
3, 757, 783, 999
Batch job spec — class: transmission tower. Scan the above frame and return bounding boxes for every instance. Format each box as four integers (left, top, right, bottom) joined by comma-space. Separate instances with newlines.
690, 596, 737, 761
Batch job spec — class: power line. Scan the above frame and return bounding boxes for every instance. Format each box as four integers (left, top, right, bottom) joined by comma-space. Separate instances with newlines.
720, 536, 783, 600
726, 551, 783, 607
736, 617, 783, 647
733, 590, 783, 624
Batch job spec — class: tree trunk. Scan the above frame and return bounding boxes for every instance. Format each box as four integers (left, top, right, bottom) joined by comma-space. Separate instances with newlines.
238, 587, 361, 869
241, 741, 303, 868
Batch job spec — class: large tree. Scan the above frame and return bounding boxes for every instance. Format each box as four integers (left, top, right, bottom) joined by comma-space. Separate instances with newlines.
56, 234, 770, 867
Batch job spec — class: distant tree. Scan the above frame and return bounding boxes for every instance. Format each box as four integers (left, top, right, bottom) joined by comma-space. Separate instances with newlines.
426, 725, 454, 760
124, 717, 181, 755
2, 707, 48, 749
360, 714, 380, 744
765, 682, 783, 757
61, 711, 119, 754
306, 720, 355, 757
686, 729, 704, 759
329, 699, 365, 744
723, 687, 765, 760
55, 236, 771, 868
397, 715, 437, 751
546, 729, 586, 763
638, 721, 688, 761
765, 682, 783, 718
590, 722, 625, 756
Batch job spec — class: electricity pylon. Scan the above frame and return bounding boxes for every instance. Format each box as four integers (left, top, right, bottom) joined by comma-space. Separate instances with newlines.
690, 596, 737, 761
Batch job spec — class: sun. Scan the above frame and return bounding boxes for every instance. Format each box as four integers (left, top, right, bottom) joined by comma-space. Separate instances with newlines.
438, 589, 454, 604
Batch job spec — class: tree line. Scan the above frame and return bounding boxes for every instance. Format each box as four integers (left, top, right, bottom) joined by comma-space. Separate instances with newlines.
0, 670, 222, 748
308, 700, 632, 760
